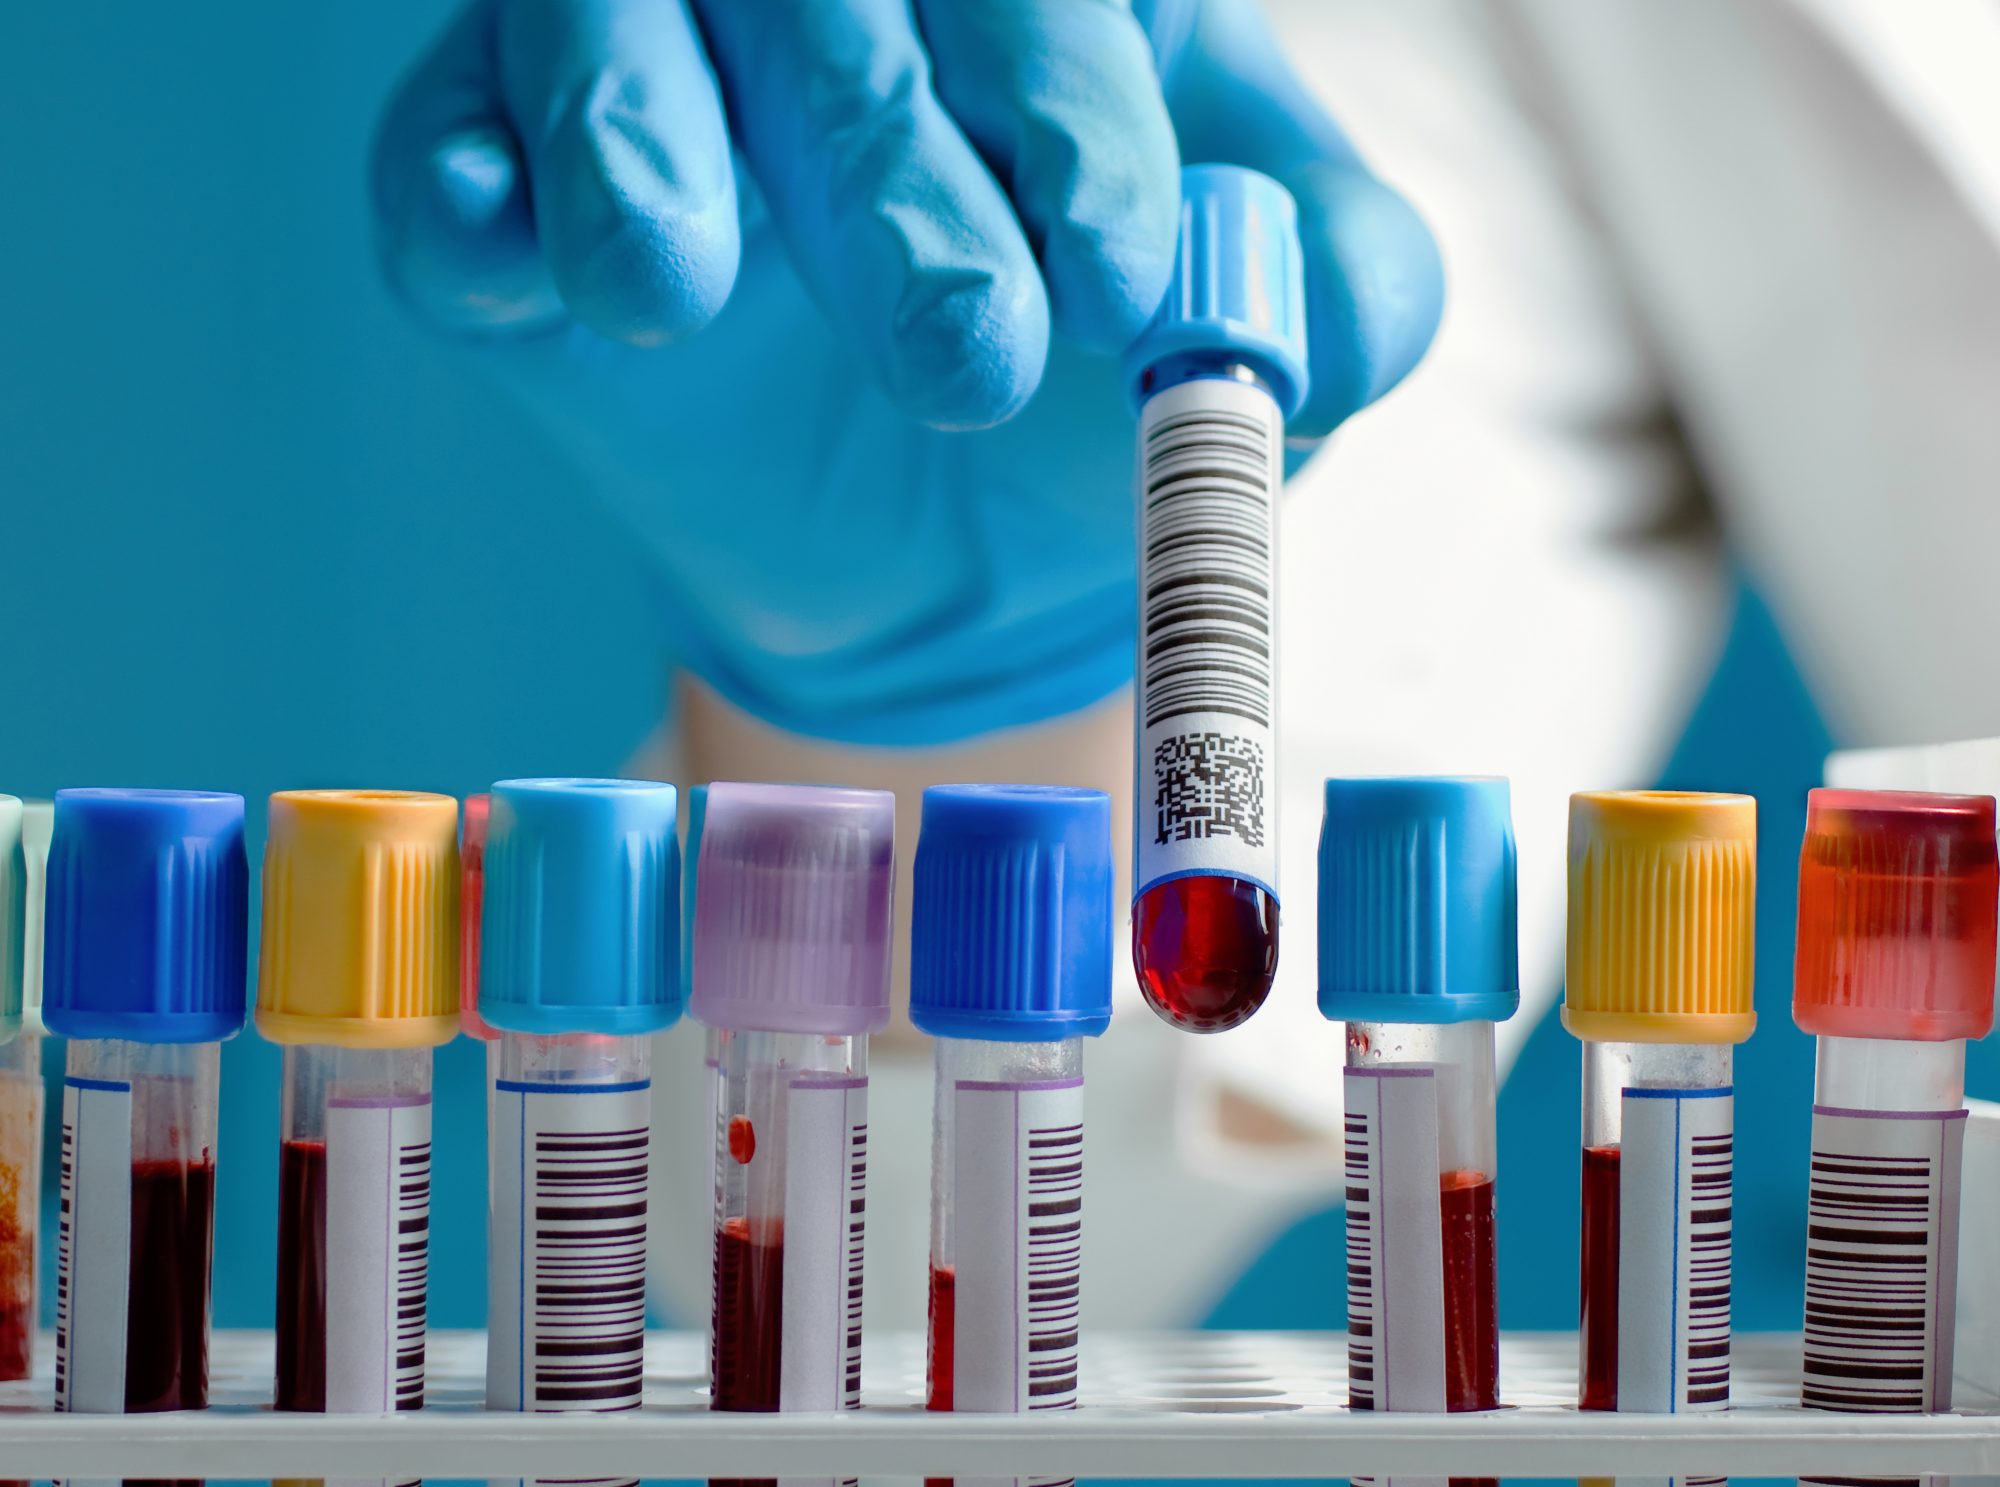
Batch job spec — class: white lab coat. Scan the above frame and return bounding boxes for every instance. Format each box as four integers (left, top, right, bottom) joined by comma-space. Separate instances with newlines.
648, 0, 2000, 1333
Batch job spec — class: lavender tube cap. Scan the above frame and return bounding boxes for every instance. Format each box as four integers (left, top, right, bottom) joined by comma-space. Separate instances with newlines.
691, 782, 895, 1036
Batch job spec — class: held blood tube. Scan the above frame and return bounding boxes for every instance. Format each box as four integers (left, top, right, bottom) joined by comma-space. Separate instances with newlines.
692, 784, 893, 1427
1564, 791, 1756, 1425
1317, 778, 1517, 1436
1122, 165, 1308, 1034
257, 790, 460, 1414
43, 788, 249, 1415
0, 798, 37, 1384
1791, 789, 1998, 1415
911, 784, 1112, 1469
480, 778, 679, 1451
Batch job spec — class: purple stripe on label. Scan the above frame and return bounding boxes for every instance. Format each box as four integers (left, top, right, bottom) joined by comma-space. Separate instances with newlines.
1813, 1103, 1969, 1122
955, 1077, 1085, 1092
791, 1075, 867, 1091
328, 1093, 433, 1110
1345, 1067, 1437, 1080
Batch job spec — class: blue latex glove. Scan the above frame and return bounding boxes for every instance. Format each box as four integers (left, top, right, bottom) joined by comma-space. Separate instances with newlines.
372, 0, 1443, 745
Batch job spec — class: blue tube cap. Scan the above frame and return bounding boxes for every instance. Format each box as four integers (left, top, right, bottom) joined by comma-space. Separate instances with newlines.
480, 778, 681, 1036
910, 785, 1113, 1042
43, 789, 249, 1043
1124, 163, 1310, 420
1318, 777, 1520, 1026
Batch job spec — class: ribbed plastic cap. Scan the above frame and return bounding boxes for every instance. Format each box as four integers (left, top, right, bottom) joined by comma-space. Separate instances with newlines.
258, 790, 460, 1048
0, 797, 21, 1041
1794, 788, 1998, 1042
1124, 164, 1310, 419
1317, 777, 1520, 1026
682, 784, 707, 1012
20, 800, 51, 1034
459, 793, 495, 1040
692, 783, 895, 1036
1564, 790, 1757, 1045
481, 778, 680, 1036
910, 785, 1113, 1042
43, 789, 249, 1043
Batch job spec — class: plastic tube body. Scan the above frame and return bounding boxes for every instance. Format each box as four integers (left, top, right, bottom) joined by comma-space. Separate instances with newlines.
928, 1036, 1083, 1418
56, 1038, 220, 1413
0, 1035, 41, 1381
1578, 1041, 1733, 1415
708, 1029, 867, 1414
276, 1043, 433, 1412
1343, 1021, 1498, 1413
486, 1032, 651, 1417
1801, 1036, 1965, 1413
1130, 361, 1284, 1033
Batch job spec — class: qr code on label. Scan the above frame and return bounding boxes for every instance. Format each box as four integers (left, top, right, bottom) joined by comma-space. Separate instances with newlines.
1154, 731, 1266, 847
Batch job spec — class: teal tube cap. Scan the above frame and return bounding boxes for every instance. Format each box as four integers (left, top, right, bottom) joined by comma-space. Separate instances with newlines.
1318, 776, 1520, 1026
480, 778, 681, 1036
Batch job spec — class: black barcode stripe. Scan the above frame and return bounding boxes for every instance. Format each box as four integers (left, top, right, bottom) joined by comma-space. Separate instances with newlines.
845, 1118, 867, 1409
532, 1121, 649, 1411
396, 1135, 431, 1409
1344, 1110, 1376, 1411
1027, 1119, 1082, 1410
53, 1113, 72, 1410
1684, 1132, 1733, 1405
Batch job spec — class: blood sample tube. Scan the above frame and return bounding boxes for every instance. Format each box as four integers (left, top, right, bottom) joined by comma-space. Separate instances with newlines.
912, 784, 1112, 1478
1123, 165, 1308, 1034
42, 788, 249, 1416
0, 795, 35, 1384
480, 778, 678, 1451
257, 789, 460, 1414
1791, 789, 1997, 1415
1565, 791, 1756, 1423
692, 783, 892, 1443
461, 792, 495, 1041
1318, 777, 1517, 1440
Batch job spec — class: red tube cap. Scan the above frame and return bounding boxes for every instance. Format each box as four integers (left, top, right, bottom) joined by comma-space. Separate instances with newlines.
1794, 788, 1999, 1041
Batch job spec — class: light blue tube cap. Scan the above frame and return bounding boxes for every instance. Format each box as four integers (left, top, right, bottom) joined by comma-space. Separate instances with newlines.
1124, 163, 1310, 420
910, 785, 1113, 1042
1318, 777, 1520, 1026
480, 778, 681, 1036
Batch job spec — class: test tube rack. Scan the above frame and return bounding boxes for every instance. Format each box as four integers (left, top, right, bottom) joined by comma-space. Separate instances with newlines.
4, 1104, 1998, 1480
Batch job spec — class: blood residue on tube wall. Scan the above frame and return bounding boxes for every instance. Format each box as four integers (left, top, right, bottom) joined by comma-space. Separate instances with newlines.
0, 1163, 30, 1382
711, 1215, 783, 1412
1133, 877, 1278, 1033
275, 1139, 328, 1411
1579, 1144, 1622, 1411
1441, 1171, 1498, 1412
126, 1158, 216, 1412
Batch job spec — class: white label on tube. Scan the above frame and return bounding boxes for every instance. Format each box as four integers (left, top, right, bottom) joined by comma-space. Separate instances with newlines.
325, 1094, 433, 1413
951, 1078, 1083, 1414
1802, 1104, 1966, 1413
1342, 1066, 1446, 1412
488, 1076, 650, 1413
779, 1074, 867, 1412
1133, 375, 1282, 902
56, 1075, 132, 1414
1619, 1086, 1733, 1412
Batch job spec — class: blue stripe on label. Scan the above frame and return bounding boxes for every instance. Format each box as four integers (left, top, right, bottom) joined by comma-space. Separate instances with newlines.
492, 1078, 652, 1095
1132, 866, 1280, 905
63, 1076, 131, 1093
1625, 1085, 1732, 1100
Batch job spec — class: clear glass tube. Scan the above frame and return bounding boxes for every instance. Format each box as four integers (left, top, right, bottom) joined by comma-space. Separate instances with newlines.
59, 1038, 220, 1413
1815, 1036, 1963, 1112
276, 1044, 433, 1413
0, 1034, 42, 1381
708, 1028, 866, 1414
928, 1036, 1084, 1415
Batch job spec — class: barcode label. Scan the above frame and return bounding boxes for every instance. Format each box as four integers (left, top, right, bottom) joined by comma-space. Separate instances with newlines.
325, 1095, 432, 1412
1134, 375, 1282, 899
779, 1075, 867, 1412
56, 1076, 132, 1414
1344, 1067, 1445, 1412
1619, 1087, 1733, 1412
1802, 1105, 1965, 1413
951, 1078, 1083, 1413
488, 1077, 650, 1414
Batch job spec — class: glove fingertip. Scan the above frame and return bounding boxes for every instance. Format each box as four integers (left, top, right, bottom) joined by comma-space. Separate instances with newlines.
1046, 211, 1179, 356
883, 256, 1051, 432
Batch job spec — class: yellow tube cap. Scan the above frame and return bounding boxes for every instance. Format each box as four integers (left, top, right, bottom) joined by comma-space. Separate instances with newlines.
1563, 790, 1757, 1045
257, 790, 460, 1048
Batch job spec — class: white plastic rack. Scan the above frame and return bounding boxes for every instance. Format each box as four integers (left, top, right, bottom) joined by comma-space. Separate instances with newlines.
2, 1329, 2000, 1480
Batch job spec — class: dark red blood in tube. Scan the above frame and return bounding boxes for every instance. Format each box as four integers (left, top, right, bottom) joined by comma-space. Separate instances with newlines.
1133, 877, 1279, 1033
275, 1138, 328, 1411
711, 1215, 784, 1411
126, 1158, 216, 1412
927, 1262, 955, 1412
1442, 1170, 1498, 1413
1580, 1144, 1621, 1411
0, 1297, 29, 1382
728, 1116, 756, 1166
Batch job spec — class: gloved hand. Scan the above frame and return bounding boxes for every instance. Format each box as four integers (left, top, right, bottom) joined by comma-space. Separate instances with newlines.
371, 0, 1443, 745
